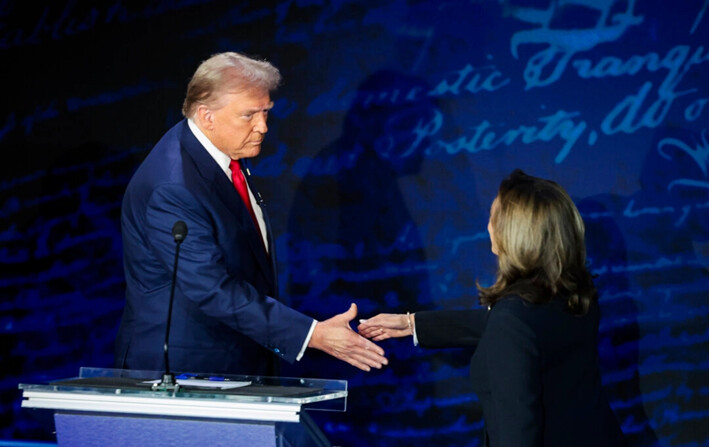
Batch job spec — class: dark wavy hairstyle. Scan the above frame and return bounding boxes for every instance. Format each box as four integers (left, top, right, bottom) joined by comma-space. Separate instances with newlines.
477, 169, 597, 315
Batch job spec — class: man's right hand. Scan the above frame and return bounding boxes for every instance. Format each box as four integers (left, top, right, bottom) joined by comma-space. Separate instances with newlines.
308, 303, 388, 372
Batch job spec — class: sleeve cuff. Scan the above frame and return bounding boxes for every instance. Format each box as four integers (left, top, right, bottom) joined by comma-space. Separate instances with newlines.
296, 319, 318, 361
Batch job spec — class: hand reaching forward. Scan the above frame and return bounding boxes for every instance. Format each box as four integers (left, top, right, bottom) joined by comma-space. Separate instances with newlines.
308, 303, 388, 372
357, 313, 413, 341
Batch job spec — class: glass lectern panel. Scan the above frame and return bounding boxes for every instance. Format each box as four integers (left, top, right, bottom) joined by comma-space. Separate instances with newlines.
19, 367, 347, 413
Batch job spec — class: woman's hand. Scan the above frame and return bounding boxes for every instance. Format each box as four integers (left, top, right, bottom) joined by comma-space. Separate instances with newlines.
357, 313, 414, 341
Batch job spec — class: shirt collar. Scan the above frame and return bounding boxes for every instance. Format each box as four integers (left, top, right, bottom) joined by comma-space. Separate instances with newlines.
187, 118, 232, 179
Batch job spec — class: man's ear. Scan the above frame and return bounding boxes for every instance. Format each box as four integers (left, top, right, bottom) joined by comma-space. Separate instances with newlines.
196, 105, 214, 130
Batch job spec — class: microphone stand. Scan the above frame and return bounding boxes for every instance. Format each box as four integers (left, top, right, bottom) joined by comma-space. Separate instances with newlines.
152, 221, 188, 391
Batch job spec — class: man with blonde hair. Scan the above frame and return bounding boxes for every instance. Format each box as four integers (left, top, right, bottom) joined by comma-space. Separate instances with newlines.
115, 52, 387, 376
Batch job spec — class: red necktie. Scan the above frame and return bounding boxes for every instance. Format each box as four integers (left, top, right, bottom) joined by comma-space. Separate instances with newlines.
229, 160, 263, 237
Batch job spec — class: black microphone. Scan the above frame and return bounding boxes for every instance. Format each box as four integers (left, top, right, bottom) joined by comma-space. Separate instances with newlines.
153, 220, 188, 391
172, 220, 188, 242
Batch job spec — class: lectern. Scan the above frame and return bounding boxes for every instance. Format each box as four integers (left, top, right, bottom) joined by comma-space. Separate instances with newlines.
20, 367, 347, 447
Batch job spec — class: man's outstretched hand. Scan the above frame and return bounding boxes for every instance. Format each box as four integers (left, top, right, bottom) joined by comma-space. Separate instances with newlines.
308, 303, 388, 372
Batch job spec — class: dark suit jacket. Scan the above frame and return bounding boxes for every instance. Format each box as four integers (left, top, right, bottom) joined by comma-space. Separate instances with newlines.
416, 295, 626, 447
115, 119, 313, 376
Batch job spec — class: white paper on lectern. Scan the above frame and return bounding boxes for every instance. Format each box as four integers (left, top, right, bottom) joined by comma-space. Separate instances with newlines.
142, 379, 252, 389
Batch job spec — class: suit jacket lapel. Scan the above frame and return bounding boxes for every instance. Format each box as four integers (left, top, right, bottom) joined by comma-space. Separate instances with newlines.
241, 159, 279, 298
178, 121, 275, 289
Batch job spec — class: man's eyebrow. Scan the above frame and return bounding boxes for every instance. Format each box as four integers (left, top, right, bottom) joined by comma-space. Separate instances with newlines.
243, 103, 274, 113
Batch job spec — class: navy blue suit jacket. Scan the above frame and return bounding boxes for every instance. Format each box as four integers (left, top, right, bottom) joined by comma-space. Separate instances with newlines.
416, 296, 626, 447
115, 119, 313, 376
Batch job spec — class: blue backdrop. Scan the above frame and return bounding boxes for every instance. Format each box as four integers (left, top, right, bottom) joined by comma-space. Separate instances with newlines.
1, 1, 707, 446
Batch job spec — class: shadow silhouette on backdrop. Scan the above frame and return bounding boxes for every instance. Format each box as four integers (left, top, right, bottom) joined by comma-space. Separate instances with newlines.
578, 194, 660, 447
626, 127, 709, 445
286, 70, 481, 446
579, 125, 709, 446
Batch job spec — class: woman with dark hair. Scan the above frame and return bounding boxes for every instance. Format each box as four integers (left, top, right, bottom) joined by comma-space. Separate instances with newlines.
358, 169, 627, 447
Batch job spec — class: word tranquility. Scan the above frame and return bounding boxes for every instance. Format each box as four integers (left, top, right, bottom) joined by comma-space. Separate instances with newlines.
402, 44, 708, 163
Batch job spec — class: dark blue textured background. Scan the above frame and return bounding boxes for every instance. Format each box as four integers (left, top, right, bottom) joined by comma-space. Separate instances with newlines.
1, 1, 708, 446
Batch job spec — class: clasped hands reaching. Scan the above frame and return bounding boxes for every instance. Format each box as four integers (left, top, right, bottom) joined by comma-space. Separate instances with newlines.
308, 304, 413, 372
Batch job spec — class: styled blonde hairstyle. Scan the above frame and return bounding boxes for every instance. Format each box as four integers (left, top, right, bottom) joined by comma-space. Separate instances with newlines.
478, 169, 596, 315
182, 52, 281, 118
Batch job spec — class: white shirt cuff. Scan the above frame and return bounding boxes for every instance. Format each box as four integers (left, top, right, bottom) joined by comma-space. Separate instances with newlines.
296, 319, 318, 361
